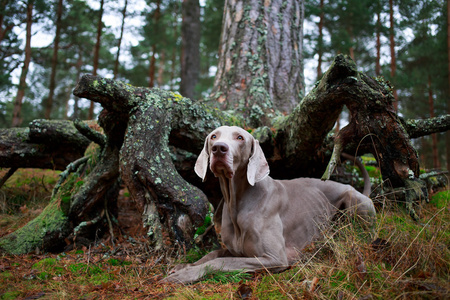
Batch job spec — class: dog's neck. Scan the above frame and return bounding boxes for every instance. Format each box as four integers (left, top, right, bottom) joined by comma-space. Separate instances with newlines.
217, 169, 250, 235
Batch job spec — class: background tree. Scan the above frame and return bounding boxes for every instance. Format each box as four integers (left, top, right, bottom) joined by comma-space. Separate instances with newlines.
89, 0, 105, 120
113, 0, 128, 79
44, 0, 64, 119
179, 0, 200, 99
11, 0, 34, 127
210, 0, 305, 127
396, 0, 448, 169
389, 0, 398, 109
447, 0, 450, 172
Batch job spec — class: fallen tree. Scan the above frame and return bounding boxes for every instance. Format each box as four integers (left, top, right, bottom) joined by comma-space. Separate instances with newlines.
0, 120, 91, 188
0, 55, 449, 254
0, 119, 91, 171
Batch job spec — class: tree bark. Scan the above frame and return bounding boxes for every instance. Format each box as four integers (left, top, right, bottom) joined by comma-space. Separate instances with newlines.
45, 0, 64, 119
0, 120, 90, 170
210, 0, 305, 126
72, 76, 225, 249
11, 0, 33, 127
180, 0, 201, 99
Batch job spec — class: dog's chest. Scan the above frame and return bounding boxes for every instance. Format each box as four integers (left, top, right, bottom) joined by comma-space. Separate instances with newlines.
220, 204, 263, 257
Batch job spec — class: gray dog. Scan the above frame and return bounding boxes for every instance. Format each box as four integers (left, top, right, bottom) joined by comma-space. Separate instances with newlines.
163, 126, 376, 283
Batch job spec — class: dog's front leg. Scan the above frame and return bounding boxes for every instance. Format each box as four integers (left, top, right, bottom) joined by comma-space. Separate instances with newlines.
166, 249, 231, 274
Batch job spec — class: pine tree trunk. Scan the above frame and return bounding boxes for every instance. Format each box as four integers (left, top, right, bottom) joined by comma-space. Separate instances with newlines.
157, 51, 165, 87
210, 0, 305, 126
447, 0, 450, 171
45, 0, 63, 119
428, 75, 440, 169
148, 45, 156, 88
0, 0, 13, 44
389, 0, 398, 110
89, 0, 104, 120
376, 10, 381, 76
317, 0, 324, 80
148, 0, 160, 88
180, 0, 201, 99
72, 48, 83, 119
113, 0, 127, 80
11, 0, 33, 127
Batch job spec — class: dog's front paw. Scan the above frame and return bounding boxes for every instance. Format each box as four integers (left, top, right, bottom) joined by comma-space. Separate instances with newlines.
161, 266, 203, 284
169, 263, 192, 273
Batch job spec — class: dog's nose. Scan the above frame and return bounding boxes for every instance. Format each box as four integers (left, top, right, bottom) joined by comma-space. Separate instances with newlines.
211, 142, 229, 156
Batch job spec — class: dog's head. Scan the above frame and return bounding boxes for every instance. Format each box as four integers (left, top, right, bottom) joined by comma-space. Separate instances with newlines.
195, 126, 269, 186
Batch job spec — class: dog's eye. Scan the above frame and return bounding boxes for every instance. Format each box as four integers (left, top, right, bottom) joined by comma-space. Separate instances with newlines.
237, 135, 244, 140
211, 134, 217, 140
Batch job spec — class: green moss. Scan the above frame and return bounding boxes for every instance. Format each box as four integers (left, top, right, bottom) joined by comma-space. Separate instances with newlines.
0, 271, 13, 279
430, 190, 450, 209
32, 258, 66, 280
0, 196, 69, 254
107, 258, 131, 266
1, 291, 21, 300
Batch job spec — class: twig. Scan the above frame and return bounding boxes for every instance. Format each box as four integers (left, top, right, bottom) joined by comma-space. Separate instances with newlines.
73, 209, 105, 239
0, 167, 18, 189
104, 197, 115, 247
74, 119, 106, 148
52, 156, 89, 198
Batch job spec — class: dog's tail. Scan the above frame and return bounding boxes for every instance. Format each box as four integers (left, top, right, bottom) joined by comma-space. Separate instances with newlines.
341, 153, 371, 197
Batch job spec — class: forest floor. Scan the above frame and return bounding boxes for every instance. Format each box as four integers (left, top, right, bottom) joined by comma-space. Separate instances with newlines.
0, 169, 449, 299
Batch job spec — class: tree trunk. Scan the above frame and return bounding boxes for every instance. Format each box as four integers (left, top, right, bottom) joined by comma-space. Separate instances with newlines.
376, 9, 381, 76
147, 0, 160, 88
428, 75, 440, 169
45, 0, 64, 119
180, 0, 201, 99
447, 0, 450, 171
148, 45, 156, 88
210, 0, 305, 126
11, 0, 33, 127
389, 0, 398, 110
113, 0, 127, 80
89, 0, 104, 120
157, 51, 165, 87
0, 0, 13, 44
72, 47, 83, 119
317, 0, 324, 80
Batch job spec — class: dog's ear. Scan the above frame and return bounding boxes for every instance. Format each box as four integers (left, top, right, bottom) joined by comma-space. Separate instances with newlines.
247, 138, 270, 186
194, 137, 209, 181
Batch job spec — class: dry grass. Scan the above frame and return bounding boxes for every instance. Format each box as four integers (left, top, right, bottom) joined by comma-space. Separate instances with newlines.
0, 168, 449, 299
